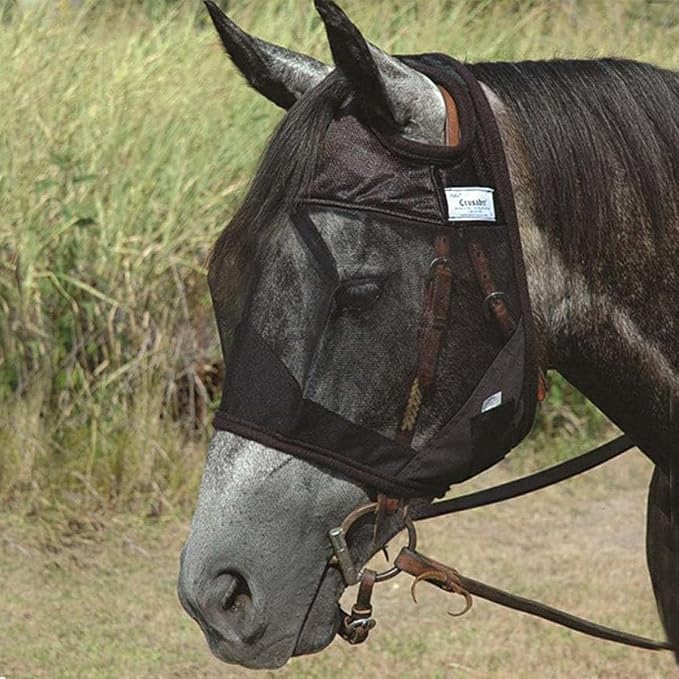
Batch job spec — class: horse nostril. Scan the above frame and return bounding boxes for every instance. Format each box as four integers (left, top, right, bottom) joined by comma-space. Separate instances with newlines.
208, 570, 264, 644
219, 571, 251, 612
178, 563, 264, 645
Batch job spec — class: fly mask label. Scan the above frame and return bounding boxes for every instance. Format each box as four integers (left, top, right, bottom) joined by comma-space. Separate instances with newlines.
481, 391, 503, 413
211, 55, 539, 498
444, 187, 496, 222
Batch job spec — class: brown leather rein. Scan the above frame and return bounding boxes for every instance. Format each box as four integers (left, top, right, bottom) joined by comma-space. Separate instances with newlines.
331, 435, 671, 650
329, 88, 672, 652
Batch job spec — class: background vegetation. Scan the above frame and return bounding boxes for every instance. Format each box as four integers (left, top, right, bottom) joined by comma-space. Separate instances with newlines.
2, 0, 678, 526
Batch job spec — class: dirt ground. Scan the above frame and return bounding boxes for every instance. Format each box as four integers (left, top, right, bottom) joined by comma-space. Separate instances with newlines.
1, 449, 676, 678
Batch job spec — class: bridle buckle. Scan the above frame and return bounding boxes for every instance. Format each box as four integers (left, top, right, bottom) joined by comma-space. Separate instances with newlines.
482, 290, 509, 321
426, 255, 453, 281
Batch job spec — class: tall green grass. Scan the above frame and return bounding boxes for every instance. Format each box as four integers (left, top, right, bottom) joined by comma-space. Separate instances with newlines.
2, 0, 678, 521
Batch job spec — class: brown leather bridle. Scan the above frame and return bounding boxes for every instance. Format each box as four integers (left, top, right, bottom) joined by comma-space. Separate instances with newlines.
330, 87, 671, 652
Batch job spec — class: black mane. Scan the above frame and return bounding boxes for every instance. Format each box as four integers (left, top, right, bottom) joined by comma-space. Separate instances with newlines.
469, 58, 679, 264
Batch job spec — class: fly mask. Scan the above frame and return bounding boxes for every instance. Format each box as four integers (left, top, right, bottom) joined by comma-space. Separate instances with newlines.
211, 55, 541, 499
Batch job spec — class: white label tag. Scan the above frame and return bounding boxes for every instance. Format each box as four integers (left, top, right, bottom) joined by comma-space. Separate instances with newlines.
481, 391, 502, 413
445, 186, 496, 222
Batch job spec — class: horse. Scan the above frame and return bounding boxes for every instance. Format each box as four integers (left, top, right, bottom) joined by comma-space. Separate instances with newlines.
178, 0, 679, 669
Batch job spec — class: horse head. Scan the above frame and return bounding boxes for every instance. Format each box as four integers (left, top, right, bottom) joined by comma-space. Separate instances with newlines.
178, 0, 539, 669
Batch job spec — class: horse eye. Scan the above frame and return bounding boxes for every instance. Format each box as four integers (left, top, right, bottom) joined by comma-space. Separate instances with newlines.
334, 279, 384, 313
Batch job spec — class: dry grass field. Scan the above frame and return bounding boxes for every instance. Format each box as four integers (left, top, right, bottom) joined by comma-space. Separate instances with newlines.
2, 449, 675, 677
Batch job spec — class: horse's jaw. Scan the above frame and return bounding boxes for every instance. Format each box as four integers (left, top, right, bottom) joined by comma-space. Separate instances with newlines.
292, 566, 346, 656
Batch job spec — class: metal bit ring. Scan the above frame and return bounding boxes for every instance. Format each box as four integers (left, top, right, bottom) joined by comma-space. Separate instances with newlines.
329, 502, 417, 584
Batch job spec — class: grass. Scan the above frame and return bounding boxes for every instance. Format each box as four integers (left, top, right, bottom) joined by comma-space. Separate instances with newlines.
2, 0, 679, 524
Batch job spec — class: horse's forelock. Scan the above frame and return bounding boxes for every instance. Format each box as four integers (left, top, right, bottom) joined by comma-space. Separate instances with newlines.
207, 74, 352, 305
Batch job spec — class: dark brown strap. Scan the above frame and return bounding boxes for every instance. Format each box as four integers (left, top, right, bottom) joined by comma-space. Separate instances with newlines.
354, 569, 376, 615
467, 239, 515, 336
396, 547, 672, 651
537, 369, 548, 401
396, 233, 453, 448
373, 493, 401, 543
376, 493, 400, 516
467, 238, 547, 400
415, 435, 633, 520
418, 234, 454, 390
338, 569, 377, 645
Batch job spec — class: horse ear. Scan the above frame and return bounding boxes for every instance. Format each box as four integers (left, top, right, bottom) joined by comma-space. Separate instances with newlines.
204, 1, 332, 110
314, 0, 445, 144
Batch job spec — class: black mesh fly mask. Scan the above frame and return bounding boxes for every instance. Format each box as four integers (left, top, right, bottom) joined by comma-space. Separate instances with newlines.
211, 55, 539, 499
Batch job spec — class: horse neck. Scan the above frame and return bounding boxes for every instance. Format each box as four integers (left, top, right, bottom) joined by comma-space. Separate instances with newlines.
487, 86, 678, 463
